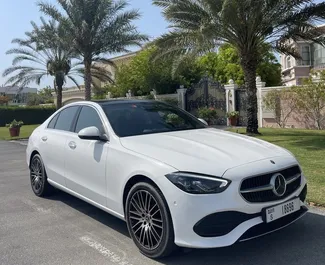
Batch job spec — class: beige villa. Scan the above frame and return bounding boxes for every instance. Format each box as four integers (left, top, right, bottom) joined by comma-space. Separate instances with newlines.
280, 24, 325, 86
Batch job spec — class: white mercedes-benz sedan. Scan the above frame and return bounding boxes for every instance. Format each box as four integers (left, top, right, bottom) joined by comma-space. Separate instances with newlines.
26, 100, 308, 259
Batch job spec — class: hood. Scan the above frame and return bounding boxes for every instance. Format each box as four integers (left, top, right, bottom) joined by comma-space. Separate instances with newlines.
119, 128, 292, 177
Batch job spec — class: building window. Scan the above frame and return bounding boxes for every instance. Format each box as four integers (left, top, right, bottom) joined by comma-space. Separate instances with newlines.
301, 45, 311, 65
313, 43, 325, 68
286, 56, 292, 69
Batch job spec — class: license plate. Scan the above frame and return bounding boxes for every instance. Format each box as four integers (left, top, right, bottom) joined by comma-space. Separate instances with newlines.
264, 198, 300, 223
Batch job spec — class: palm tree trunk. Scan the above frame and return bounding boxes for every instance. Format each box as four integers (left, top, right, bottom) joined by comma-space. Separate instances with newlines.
84, 55, 92, 101
55, 74, 64, 110
56, 86, 62, 110
241, 57, 260, 134
53, 80, 58, 94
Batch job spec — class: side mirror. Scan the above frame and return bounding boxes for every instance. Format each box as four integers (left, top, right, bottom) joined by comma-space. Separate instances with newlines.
78, 126, 108, 141
198, 118, 209, 126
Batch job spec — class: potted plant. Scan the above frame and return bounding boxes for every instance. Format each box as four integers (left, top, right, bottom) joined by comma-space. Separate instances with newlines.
6, 119, 24, 137
198, 107, 217, 125
227, 111, 239, 126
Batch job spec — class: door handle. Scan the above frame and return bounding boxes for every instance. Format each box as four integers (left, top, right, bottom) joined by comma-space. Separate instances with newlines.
41, 136, 48, 142
68, 141, 77, 150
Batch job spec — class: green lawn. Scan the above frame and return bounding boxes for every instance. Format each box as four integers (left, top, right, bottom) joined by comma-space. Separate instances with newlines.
229, 128, 325, 206
0, 124, 39, 140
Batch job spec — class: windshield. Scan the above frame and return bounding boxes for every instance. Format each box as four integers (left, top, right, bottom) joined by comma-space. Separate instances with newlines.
101, 101, 207, 137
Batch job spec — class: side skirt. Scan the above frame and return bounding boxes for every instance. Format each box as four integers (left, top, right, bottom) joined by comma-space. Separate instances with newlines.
47, 179, 125, 221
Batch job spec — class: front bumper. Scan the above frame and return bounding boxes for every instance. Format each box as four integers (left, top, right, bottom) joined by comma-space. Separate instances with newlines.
194, 184, 307, 239
159, 157, 308, 249
170, 184, 307, 249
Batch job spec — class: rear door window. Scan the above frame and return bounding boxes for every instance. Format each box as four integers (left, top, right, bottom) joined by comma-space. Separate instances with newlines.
54, 106, 79, 132
47, 113, 59, 129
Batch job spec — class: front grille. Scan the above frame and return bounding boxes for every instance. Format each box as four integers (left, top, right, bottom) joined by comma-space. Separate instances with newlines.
240, 165, 302, 203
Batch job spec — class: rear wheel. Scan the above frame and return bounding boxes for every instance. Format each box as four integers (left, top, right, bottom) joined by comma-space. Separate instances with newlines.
30, 154, 53, 197
125, 182, 176, 259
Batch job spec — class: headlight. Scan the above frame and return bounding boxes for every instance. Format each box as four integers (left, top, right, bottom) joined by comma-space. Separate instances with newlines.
165, 172, 231, 194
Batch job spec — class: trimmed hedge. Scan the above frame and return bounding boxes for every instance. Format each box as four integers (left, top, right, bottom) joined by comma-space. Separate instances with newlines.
0, 106, 56, 127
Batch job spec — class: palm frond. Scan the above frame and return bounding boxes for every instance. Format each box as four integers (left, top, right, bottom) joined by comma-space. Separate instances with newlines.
3, 66, 46, 77
72, 65, 114, 84
90, 65, 114, 84
5, 70, 47, 87
152, 30, 217, 63
153, 0, 180, 8
153, 0, 325, 63
67, 75, 81, 89
11, 56, 45, 67
38, 2, 64, 22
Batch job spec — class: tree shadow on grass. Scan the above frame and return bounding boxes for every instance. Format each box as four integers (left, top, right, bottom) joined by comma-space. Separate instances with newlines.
260, 129, 325, 137
265, 135, 325, 151
237, 129, 325, 151
290, 137, 325, 151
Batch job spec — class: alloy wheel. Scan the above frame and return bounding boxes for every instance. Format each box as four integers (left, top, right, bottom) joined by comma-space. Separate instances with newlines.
30, 156, 44, 193
128, 190, 164, 250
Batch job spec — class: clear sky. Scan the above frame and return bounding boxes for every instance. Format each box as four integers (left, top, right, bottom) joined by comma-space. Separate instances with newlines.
0, 0, 169, 88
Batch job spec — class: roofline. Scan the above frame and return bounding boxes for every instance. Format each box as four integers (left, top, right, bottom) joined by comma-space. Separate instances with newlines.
92, 99, 156, 105
61, 99, 158, 109
109, 50, 140, 61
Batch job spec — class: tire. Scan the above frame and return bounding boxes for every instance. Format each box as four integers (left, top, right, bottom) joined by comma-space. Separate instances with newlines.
30, 154, 54, 197
125, 182, 177, 259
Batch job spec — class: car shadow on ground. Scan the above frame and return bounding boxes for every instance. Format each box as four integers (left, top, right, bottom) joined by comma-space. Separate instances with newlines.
45, 190, 131, 237
46, 191, 325, 265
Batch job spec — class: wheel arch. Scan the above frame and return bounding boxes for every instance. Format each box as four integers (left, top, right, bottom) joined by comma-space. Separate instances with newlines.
122, 174, 173, 217
123, 175, 158, 212
29, 150, 40, 168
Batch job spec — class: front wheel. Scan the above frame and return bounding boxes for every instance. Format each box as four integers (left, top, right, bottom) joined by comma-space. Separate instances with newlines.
125, 182, 176, 259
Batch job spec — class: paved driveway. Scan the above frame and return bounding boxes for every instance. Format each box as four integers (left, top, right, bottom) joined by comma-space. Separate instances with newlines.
1, 141, 325, 265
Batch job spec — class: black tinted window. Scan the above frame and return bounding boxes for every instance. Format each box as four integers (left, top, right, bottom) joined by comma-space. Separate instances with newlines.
47, 114, 59, 129
75, 106, 103, 133
102, 102, 206, 137
54, 106, 79, 131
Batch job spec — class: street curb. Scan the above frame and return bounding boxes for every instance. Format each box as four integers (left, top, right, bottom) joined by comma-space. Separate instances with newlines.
308, 205, 325, 216
9, 139, 29, 146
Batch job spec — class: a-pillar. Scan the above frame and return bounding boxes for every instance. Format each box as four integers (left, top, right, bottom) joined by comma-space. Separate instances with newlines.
224, 79, 238, 126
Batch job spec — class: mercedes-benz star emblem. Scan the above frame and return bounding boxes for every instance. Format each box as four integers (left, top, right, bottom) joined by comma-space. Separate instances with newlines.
270, 173, 287, 197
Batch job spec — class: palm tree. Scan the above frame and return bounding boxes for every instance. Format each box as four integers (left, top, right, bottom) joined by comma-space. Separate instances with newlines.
3, 18, 113, 109
3, 42, 77, 110
152, 0, 325, 134
38, 0, 148, 101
